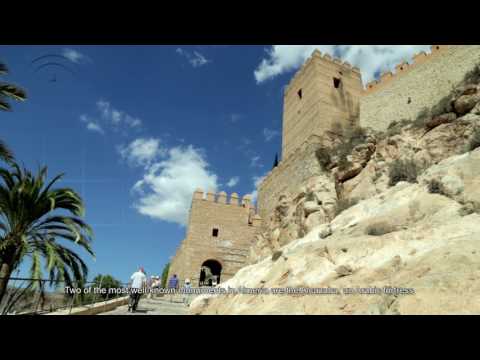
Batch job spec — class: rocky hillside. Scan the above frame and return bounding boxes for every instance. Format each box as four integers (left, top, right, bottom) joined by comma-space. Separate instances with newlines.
190, 66, 480, 315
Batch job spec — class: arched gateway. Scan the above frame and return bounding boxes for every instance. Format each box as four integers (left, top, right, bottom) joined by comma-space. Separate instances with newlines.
199, 259, 222, 287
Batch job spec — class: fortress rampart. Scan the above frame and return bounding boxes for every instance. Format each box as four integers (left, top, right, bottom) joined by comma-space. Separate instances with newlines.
168, 190, 261, 286
360, 45, 480, 130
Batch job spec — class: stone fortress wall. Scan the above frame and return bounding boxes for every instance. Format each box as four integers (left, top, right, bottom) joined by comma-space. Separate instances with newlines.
257, 45, 480, 226
168, 190, 261, 286
257, 135, 324, 222
360, 45, 480, 131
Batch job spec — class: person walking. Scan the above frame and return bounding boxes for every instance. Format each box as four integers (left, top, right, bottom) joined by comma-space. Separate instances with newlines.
168, 274, 179, 303
147, 276, 155, 299
128, 267, 147, 313
183, 278, 192, 307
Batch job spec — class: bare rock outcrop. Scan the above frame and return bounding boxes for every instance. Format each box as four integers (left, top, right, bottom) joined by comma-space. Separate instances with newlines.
247, 175, 337, 263
190, 151, 480, 314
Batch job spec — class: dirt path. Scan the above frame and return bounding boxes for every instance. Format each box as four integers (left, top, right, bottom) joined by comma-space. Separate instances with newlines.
99, 297, 190, 315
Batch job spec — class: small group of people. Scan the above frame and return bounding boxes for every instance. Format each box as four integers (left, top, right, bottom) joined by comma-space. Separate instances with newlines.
147, 275, 162, 299
167, 274, 192, 307
127, 268, 194, 313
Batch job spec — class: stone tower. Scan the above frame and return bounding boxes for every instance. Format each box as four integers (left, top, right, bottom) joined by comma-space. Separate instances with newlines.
167, 189, 262, 286
282, 50, 364, 159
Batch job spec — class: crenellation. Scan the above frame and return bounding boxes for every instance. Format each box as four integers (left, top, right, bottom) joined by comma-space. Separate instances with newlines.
323, 53, 332, 61
352, 66, 361, 74
241, 194, 252, 207
284, 49, 360, 98
193, 188, 204, 200
217, 191, 227, 204
229, 192, 239, 205
365, 45, 452, 94
312, 49, 322, 58
206, 190, 216, 202
192, 189, 262, 209
395, 61, 409, 73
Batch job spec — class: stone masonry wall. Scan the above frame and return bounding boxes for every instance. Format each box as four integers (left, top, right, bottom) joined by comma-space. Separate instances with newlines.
257, 135, 324, 222
361, 45, 480, 131
282, 50, 363, 159
168, 191, 261, 286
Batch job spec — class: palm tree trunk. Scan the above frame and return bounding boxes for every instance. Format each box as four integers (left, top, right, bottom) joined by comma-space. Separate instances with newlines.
0, 261, 12, 304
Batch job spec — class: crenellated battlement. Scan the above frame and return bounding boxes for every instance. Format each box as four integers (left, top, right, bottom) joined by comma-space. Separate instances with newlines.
283, 49, 361, 97
364, 45, 448, 94
193, 189, 254, 208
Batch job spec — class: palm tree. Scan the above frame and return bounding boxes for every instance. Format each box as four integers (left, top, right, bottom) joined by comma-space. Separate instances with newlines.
0, 163, 95, 303
0, 62, 27, 111
0, 140, 13, 163
1, 60, 26, 165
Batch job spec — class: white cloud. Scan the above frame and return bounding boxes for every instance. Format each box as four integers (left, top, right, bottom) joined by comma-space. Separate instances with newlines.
226, 177, 239, 188
96, 100, 142, 130
131, 145, 218, 226
62, 48, 90, 64
119, 138, 165, 167
86, 122, 104, 134
80, 114, 104, 135
80, 100, 143, 135
191, 51, 209, 67
254, 45, 432, 85
242, 138, 251, 146
263, 128, 280, 142
176, 48, 210, 68
230, 113, 242, 123
250, 155, 263, 168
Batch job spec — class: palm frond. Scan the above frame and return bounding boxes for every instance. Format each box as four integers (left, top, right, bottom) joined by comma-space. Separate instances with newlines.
0, 95, 11, 111
0, 83, 27, 102
0, 63, 8, 76
0, 140, 14, 163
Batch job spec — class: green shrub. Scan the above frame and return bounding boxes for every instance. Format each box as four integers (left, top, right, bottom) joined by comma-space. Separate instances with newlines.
388, 159, 419, 186
335, 197, 359, 217
271, 251, 283, 262
337, 157, 353, 171
411, 107, 430, 129
463, 63, 480, 84
336, 126, 368, 169
372, 170, 383, 183
317, 125, 368, 172
365, 222, 397, 236
469, 127, 480, 152
430, 95, 453, 117
427, 179, 449, 196
386, 119, 412, 137
315, 148, 331, 170
459, 201, 480, 216
161, 263, 170, 288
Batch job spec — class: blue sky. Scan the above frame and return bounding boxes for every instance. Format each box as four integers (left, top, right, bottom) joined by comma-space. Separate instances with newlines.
0, 45, 431, 283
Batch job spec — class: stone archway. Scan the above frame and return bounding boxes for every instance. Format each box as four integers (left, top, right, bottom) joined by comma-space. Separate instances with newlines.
199, 259, 222, 287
